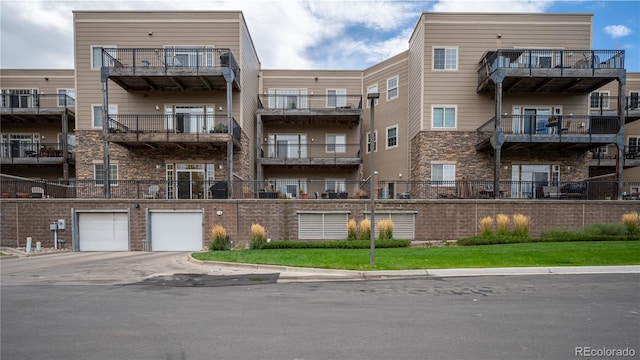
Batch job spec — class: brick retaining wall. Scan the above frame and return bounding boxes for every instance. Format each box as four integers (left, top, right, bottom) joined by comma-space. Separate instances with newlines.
1, 199, 637, 249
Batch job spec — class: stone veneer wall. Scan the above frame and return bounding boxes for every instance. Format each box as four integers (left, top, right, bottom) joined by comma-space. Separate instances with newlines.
410, 131, 590, 181
76, 130, 251, 181
2, 198, 637, 249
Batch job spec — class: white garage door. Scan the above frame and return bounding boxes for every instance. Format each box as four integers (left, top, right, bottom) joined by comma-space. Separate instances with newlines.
298, 212, 349, 240
78, 212, 129, 251
150, 211, 203, 251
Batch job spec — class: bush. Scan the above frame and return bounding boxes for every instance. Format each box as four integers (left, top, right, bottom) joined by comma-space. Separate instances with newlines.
512, 214, 530, 237
209, 225, 229, 251
622, 212, 640, 235
347, 219, 358, 241
479, 216, 494, 236
360, 219, 371, 241
457, 235, 530, 246
496, 214, 510, 236
582, 223, 628, 236
260, 239, 411, 249
250, 223, 267, 249
378, 219, 394, 240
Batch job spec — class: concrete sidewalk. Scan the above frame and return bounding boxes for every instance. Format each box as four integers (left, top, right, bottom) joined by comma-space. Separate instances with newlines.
187, 257, 640, 282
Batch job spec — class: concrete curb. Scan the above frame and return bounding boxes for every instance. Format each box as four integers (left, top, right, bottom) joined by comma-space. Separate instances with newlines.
188, 256, 640, 281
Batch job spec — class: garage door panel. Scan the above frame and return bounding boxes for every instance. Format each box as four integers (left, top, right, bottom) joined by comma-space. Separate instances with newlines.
78, 212, 129, 251
150, 211, 203, 251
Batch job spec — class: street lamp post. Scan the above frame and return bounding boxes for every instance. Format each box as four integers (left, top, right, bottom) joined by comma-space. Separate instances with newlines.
367, 92, 380, 267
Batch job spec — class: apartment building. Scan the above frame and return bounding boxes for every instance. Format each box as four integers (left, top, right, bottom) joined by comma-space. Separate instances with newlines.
72, 11, 259, 199
0, 69, 76, 181
1, 11, 636, 201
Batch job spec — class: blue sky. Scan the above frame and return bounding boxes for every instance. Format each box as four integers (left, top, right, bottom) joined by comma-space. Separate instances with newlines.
0, 0, 638, 71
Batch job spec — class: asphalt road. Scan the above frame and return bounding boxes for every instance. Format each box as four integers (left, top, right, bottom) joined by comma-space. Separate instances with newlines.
1, 253, 638, 360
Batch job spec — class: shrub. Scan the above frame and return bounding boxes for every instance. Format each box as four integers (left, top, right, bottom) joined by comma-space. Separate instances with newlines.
622, 212, 640, 235
347, 219, 358, 241
360, 219, 371, 241
496, 214, 510, 236
512, 214, 530, 237
582, 223, 628, 236
479, 216, 494, 236
209, 225, 229, 251
261, 239, 411, 249
377, 219, 394, 240
250, 223, 267, 249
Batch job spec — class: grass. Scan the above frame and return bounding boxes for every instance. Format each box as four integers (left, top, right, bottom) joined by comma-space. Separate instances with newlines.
192, 241, 640, 271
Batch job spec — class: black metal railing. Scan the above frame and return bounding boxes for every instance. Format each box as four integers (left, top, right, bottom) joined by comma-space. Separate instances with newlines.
477, 114, 620, 144
260, 143, 361, 162
478, 49, 625, 84
0, 93, 75, 112
106, 114, 241, 142
1, 177, 638, 201
0, 142, 73, 159
102, 47, 240, 75
257, 94, 363, 110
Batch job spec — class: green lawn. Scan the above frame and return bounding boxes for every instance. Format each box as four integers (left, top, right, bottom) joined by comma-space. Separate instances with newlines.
192, 241, 640, 271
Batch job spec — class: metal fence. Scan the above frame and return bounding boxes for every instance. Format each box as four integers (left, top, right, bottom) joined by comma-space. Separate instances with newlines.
1, 178, 638, 201
0, 93, 75, 111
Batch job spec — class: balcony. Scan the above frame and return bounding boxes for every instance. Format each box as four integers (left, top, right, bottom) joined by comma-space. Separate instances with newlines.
590, 147, 640, 168
105, 114, 241, 149
477, 49, 625, 94
1, 94, 75, 123
259, 143, 361, 167
0, 142, 74, 165
257, 94, 362, 126
476, 114, 620, 151
102, 48, 241, 91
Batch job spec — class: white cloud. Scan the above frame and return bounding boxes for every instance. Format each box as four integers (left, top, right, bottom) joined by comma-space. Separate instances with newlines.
604, 25, 632, 38
430, 0, 553, 12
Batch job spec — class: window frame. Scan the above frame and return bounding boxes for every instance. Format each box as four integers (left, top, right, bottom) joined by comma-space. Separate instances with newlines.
629, 91, 639, 109
431, 163, 456, 186
91, 45, 117, 70
326, 134, 346, 153
326, 89, 347, 108
93, 163, 118, 186
386, 76, 398, 101
432, 46, 458, 71
590, 91, 610, 110
386, 125, 398, 149
431, 105, 457, 129
57, 89, 75, 107
367, 84, 379, 107
92, 104, 118, 129
366, 130, 378, 154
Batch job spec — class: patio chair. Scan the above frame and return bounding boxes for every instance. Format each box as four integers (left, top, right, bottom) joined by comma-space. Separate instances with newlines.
143, 185, 160, 199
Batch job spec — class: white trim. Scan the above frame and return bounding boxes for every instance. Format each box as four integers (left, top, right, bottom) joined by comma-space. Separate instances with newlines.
432, 46, 458, 71
385, 124, 398, 150
366, 83, 378, 107
386, 75, 399, 101
590, 91, 610, 110
91, 45, 117, 70
431, 105, 457, 129
366, 130, 378, 154
91, 104, 117, 129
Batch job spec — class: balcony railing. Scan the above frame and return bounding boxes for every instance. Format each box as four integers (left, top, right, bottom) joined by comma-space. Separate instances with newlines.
257, 94, 363, 111
0, 142, 74, 160
478, 49, 625, 85
107, 114, 241, 142
102, 47, 239, 75
260, 143, 361, 164
477, 114, 620, 145
1, 178, 637, 201
0, 93, 75, 113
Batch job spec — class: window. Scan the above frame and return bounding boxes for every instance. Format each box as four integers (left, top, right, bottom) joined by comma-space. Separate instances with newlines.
367, 84, 378, 107
327, 89, 346, 107
1, 89, 38, 108
629, 91, 639, 109
590, 92, 609, 109
366, 130, 377, 153
92, 104, 118, 128
268, 88, 307, 109
387, 76, 398, 100
431, 164, 455, 185
164, 46, 215, 67
386, 125, 398, 149
57, 89, 75, 107
91, 46, 116, 69
326, 134, 346, 153
629, 137, 639, 156
433, 47, 458, 70
432, 106, 456, 129
325, 179, 346, 192
94, 164, 118, 186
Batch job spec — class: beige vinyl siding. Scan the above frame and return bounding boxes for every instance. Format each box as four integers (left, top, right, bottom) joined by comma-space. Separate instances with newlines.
260, 69, 363, 97
0, 69, 75, 94
407, 20, 425, 141
419, 13, 593, 132
73, 11, 243, 130
593, 72, 639, 113
362, 51, 409, 182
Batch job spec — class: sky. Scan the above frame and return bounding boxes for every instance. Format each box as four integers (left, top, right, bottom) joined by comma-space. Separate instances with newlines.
0, 0, 638, 71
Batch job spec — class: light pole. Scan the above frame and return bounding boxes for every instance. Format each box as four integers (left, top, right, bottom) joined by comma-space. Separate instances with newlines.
367, 92, 379, 267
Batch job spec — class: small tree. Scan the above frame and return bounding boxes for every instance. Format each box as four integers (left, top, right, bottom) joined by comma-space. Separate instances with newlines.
209, 225, 229, 251
359, 219, 371, 241
250, 223, 267, 249
347, 219, 358, 241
